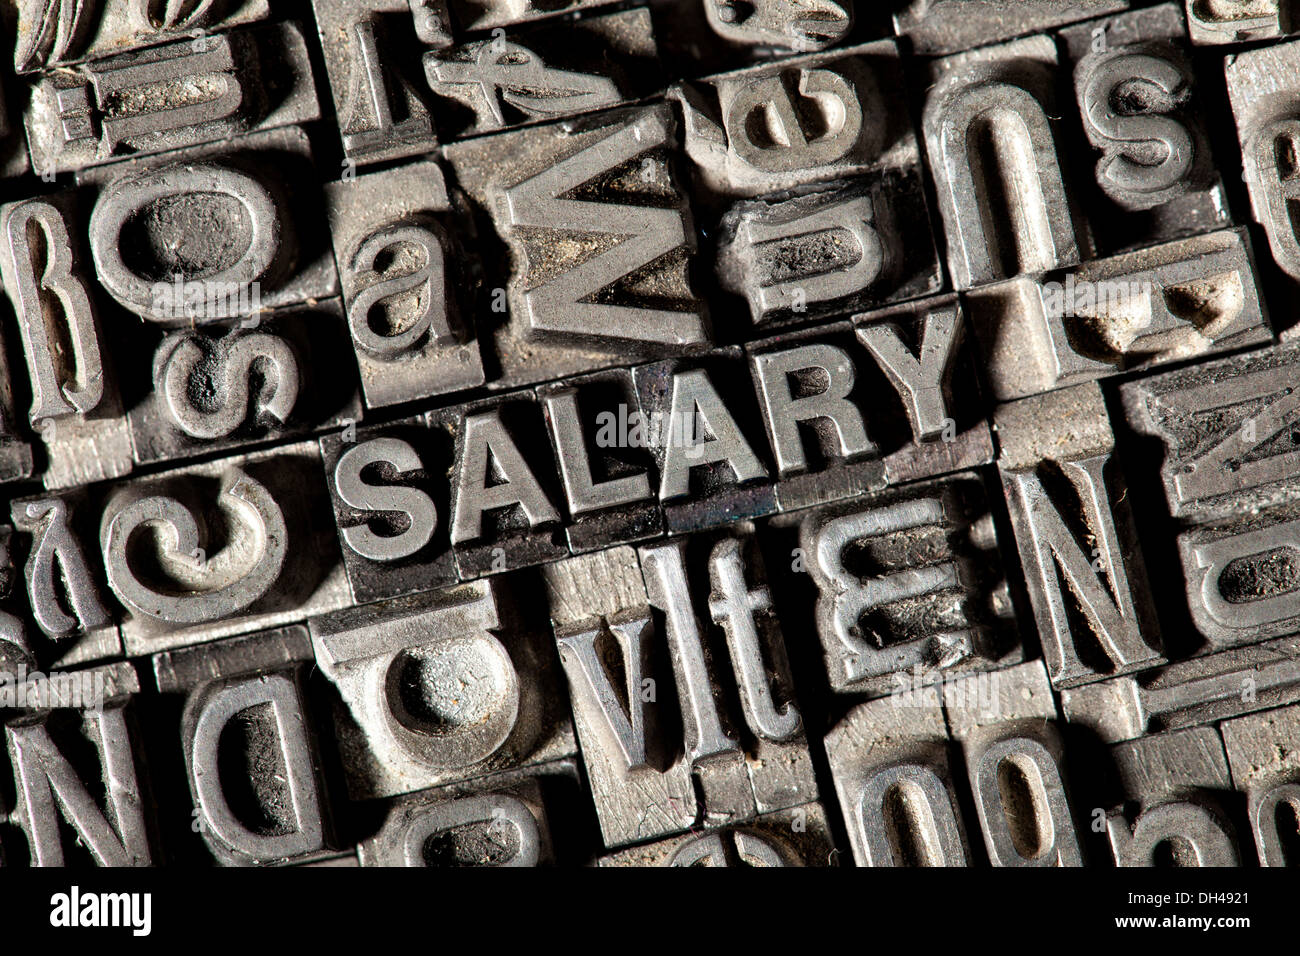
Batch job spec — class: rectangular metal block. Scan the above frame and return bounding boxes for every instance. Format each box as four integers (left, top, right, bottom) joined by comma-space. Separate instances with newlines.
26, 20, 319, 174
995, 382, 1165, 688
1061, 635, 1300, 742
943, 659, 1058, 741
545, 534, 818, 847
673, 39, 916, 202
324, 160, 484, 409
923, 34, 1091, 290
1120, 340, 1300, 521
632, 348, 777, 535
790, 470, 1022, 697
638, 528, 818, 823
597, 802, 837, 867
356, 772, 556, 867
424, 7, 663, 141
1177, 502, 1300, 648
970, 228, 1271, 401
1057, 4, 1231, 253
439, 391, 569, 579
715, 170, 943, 333
76, 125, 339, 321
310, 0, 440, 167
152, 625, 314, 692
1105, 727, 1241, 865
895, 0, 1129, 55
308, 580, 576, 799
543, 546, 697, 848
1226, 38, 1300, 290
1, 658, 138, 706
152, 626, 336, 866
535, 369, 665, 554
8, 488, 122, 670
100, 441, 352, 656
320, 416, 458, 606
124, 298, 362, 468
701, 0, 852, 50
443, 103, 710, 391
1111, 726, 1232, 798
0, 191, 133, 489
3, 0, 270, 73
1, 660, 155, 866
1221, 703, 1300, 865
942, 660, 1084, 866
1223, 704, 1300, 793
1188, 0, 1291, 45
824, 695, 971, 866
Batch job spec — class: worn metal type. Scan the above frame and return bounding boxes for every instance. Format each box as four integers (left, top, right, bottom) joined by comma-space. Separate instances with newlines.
1, 0, 1300, 872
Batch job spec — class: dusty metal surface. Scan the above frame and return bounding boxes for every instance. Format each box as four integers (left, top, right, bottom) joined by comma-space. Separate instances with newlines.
0, 0, 1298, 870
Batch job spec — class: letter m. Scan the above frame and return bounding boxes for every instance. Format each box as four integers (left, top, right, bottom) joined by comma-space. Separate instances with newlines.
499, 109, 706, 348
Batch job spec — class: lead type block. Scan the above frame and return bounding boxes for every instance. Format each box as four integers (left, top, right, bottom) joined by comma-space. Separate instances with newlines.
674, 40, 914, 201
969, 228, 1271, 401
598, 802, 836, 866
825, 695, 970, 866
633, 348, 777, 534
310, 0, 444, 167
124, 299, 362, 468
995, 383, 1164, 688
1187, 0, 1292, 45
1121, 341, 1300, 521
1227, 38, 1300, 286
442, 391, 569, 578
1105, 727, 1241, 866
943, 660, 1084, 866
98, 441, 351, 656
4, 0, 270, 73
153, 627, 335, 866
923, 35, 1090, 290
1060, 4, 1230, 252
320, 417, 458, 605
78, 126, 339, 324
795, 471, 1021, 697
1222, 704, 1300, 866
325, 160, 484, 410
2, 661, 153, 866
0, 192, 132, 488
424, 8, 662, 141
308, 580, 575, 799
715, 171, 943, 330
25, 21, 320, 174
545, 538, 817, 848
443, 103, 710, 391
703, 0, 852, 50
1061, 635, 1300, 742
357, 774, 556, 867
895, 0, 1129, 55
536, 368, 665, 554
9, 488, 120, 669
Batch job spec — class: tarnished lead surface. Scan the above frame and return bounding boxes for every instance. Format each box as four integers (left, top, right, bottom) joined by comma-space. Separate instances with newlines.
0, 0, 1296, 874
